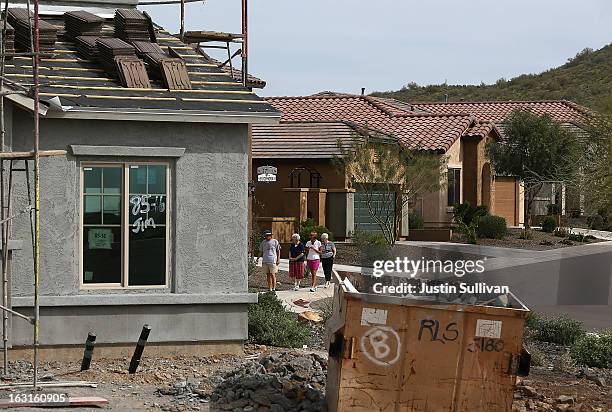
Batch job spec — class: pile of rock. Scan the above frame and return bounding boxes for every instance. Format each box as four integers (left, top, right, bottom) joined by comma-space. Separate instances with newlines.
210, 352, 327, 412
513, 379, 603, 412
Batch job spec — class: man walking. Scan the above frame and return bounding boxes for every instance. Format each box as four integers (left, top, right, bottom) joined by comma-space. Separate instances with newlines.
259, 230, 280, 292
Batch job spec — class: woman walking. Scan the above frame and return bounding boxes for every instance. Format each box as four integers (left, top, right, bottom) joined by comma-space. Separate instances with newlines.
320, 233, 336, 288
305, 231, 322, 292
288, 233, 305, 290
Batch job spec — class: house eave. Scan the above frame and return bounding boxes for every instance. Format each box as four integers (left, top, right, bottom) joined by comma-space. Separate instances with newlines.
43, 106, 281, 124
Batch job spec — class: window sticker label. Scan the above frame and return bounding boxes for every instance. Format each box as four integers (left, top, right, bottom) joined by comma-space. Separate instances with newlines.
88, 228, 113, 250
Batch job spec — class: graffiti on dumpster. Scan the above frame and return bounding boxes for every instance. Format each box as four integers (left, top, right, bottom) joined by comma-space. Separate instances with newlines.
467, 337, 505, 353
360, 326, 401, 367
417, 319, 459, 343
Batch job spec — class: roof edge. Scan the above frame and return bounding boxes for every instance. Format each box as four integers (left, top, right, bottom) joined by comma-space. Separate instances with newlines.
44, 107, 281, 123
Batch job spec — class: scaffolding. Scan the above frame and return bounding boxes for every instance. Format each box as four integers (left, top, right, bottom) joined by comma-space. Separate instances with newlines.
0, 0, 71, 388
0, 0, 249, 391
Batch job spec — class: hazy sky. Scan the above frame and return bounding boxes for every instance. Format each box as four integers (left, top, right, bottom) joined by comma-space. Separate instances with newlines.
141, 0, 612, 97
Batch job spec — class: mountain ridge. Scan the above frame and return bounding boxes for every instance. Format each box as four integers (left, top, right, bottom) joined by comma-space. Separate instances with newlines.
373, 44, 612, 113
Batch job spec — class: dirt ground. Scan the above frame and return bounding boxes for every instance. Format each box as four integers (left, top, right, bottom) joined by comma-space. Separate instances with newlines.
0, 343, 608, 411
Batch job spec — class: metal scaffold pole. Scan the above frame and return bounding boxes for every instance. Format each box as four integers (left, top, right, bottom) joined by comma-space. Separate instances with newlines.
31, 0, 41, 390
0, 0, 8, 378
241, 0, 247, 87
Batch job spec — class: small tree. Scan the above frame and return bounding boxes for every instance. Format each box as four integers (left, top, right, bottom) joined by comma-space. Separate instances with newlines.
487, 110, 583, 229
582, 113, 612, 217
334, 134, 446, 245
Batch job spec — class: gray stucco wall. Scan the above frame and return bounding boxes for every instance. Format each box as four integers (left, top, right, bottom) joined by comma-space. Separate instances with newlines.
2, 105, 254, 346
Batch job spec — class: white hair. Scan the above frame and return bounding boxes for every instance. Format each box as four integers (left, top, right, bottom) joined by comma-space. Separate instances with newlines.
321, 233, 329, 240
291, 233, 300, 241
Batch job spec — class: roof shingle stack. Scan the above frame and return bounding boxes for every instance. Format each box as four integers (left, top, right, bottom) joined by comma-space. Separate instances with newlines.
75, 35, 99, 61
8, 8, 57, 52
64, 11, 104, 39
96, 37, 136, 74
2, 23, 15, 58
114, 9, 150, 42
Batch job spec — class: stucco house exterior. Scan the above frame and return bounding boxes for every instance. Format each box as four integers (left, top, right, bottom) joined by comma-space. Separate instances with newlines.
252, 93, 503, 240
1, 6, 279, 358
253, 95, 591, 238
411, 100, 590, 222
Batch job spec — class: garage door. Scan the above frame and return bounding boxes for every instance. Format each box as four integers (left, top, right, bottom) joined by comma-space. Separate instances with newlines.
354, 184, 396, 233
494, 177, 518, 226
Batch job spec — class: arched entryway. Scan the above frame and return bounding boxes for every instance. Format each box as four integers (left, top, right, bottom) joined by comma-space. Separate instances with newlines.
482, 163, 492, 209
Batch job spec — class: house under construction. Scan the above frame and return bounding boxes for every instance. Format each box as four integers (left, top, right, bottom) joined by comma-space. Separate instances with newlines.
0, 0, 279, 361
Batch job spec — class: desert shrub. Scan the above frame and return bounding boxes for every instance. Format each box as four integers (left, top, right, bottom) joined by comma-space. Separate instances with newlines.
476, 215, 507, 239
570, 329, 612, 369
453, 203, 488, 244
408, 211, 424, 230
554, 227, 569, 237
248, 292, 310, 348
541, 216, 557, 233
299, 218, 333, 243
453, 202, 488, 225
524, 341, 546, 367
518, 229, 534, 240
568, 233, 589, 243
352, 230, 391, 266
527, 313, 585, 345
587, 214, 605, 230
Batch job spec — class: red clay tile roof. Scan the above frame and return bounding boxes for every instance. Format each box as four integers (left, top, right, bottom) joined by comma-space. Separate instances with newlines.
463, 121, 501, 139
413, 100, 590, 124
253, 122, 374, 159
264, 95, 487, 152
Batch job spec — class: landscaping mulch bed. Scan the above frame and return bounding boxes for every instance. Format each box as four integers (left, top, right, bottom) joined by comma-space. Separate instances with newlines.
454, 228, 603, 250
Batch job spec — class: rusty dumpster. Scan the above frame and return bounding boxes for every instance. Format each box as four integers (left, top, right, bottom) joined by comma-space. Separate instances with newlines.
326, 273, 530, 412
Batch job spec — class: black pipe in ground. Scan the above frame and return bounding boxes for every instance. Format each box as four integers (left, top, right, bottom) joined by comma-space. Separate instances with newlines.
128, 324, 151, 374
80, 332, 96, 371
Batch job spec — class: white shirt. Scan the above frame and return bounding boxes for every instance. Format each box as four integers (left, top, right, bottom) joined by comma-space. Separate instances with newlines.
305, 240, 322, 260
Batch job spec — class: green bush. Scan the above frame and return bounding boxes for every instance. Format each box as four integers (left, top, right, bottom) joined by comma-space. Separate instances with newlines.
352, 230, 391, 266
570, 329, 612, 369
248, 292, 311, 348
587, 214, 605, 230
527, 313, 585, 345
541, 216, 557, 233
568, 233, 590, 242
476, 215, 507, 239
408, 211, 424, 230
299, 218, 333, 243
453, 202, 489, 226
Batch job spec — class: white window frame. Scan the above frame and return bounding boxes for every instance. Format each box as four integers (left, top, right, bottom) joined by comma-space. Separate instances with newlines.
79, 161, 171, 289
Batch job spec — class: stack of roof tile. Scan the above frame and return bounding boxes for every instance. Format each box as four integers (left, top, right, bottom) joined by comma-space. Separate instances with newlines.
75, 35, 99, 60
96, 37, 135, 74
64, 11, 103, 39
142, 52, 191, 90
114, 56, 151, 88
114, 9, 150, 42
8, 8, 57, 52
2, 23, 15, 58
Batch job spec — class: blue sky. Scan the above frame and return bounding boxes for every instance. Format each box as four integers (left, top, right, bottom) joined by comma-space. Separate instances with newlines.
141, 0, 612, 97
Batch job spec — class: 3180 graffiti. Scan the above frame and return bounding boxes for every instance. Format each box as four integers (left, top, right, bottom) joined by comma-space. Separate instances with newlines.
467, 337, 504, 352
